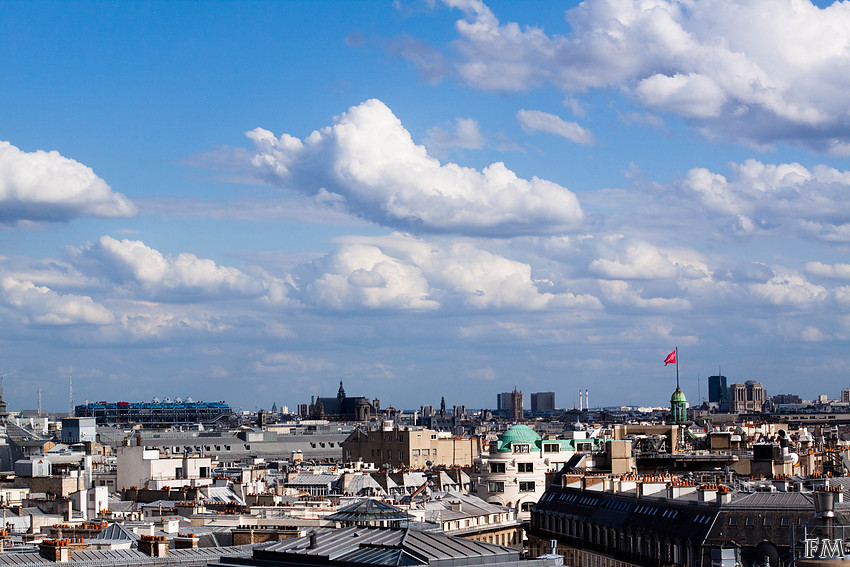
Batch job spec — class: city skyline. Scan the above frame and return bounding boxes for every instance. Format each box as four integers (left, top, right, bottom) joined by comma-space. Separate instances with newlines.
2, 0, 850, 411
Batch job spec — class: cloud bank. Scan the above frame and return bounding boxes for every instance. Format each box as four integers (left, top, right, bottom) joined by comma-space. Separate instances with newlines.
438, 0, 850, 153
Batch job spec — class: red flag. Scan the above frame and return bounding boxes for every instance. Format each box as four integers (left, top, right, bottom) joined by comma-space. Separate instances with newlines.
664, 350, 677, 366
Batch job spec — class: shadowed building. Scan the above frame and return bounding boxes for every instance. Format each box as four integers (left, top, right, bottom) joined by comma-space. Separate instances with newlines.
708, 375, 728, 411
310, 381, 375, 421
531, 392, 555, 414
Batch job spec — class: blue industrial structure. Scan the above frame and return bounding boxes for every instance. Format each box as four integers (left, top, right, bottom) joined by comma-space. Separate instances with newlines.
75, 399, 232, 426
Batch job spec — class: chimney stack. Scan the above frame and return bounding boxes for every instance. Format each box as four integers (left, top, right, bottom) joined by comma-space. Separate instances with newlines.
138, 535, 169, 557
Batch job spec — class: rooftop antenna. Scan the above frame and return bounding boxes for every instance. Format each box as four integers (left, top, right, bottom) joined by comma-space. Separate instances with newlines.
37, 385, 42, 418
69, 374, 74, 417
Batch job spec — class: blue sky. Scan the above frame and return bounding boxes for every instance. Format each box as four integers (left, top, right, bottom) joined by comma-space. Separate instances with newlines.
2, 0, 850, 413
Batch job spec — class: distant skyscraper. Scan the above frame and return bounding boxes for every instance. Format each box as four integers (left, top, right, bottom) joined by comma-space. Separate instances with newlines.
497, 392, 513, 411
530, 392, 555, 413
842, 388, 850, 403
708, 375, 728, 410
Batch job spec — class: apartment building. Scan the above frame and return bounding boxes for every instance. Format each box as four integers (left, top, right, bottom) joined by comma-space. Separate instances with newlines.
342, 421, 482, 468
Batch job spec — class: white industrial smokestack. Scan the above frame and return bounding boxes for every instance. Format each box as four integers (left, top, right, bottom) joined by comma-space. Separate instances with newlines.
585, 389, 589, 411
579, 389, 582, 411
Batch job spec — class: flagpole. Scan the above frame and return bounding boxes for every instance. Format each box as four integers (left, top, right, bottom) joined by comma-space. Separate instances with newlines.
675, 347, 679, 390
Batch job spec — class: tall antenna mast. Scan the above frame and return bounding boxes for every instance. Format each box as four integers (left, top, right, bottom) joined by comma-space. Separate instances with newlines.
69, 374, 74, 416
38, 385, 42, 418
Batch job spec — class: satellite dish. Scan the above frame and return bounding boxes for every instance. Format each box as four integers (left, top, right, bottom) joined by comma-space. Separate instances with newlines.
754, 541, 780, 567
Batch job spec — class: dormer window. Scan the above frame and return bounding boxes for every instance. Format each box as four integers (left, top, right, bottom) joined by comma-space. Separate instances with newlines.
513, 444, 530, 453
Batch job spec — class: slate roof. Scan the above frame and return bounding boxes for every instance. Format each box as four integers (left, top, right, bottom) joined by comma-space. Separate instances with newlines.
212, 527, 518, 567
326, 499, 414, 522
534, 484, 718, 543
91, 522, 140, 542
342, 473, 387, 496
203, 486, 245, 506
0, 543, 259, 566
286, 473, 341, 487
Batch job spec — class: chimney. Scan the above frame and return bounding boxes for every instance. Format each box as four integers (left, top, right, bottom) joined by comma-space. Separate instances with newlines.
450, 501, 463, 512
39, 539, 86, 562
716, 489, 733, 505
698, 485, 717, 502
174, 534, 199, 549
309, 532, 318, 549
138, 535, 169, 557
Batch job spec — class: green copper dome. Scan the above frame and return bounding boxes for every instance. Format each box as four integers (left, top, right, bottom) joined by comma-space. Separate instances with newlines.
493, 424, 542, 453
671, 387, 687, 403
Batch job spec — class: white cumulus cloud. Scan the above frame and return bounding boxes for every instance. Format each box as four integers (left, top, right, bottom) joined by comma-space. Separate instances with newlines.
807, 262, 850, 280
291, 234, 601, 312
0, 141, 136, 224
681, 159, 850, 242
0, 276, 113, 325
749, 273, 827, 308
588, 235, 707, 280
71, 236, 265, 300
246, 99, 584, 236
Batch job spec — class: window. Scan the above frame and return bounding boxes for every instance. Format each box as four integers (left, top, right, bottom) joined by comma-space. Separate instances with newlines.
521, 502, 534, 512
422, 449, 430, 456
519, 481, 536, 492
490, 462, 506, 473
431, 434, 437, 440
745, 517, 754, 526
728, 517, 737, 526
412, 449, 420, 456
513, 444, 530, 453
489, 481, 505, 493
543, 443, 560, 453
781, 518, 790, 527
518, 462, 534, 473
763, 517, 772, 527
